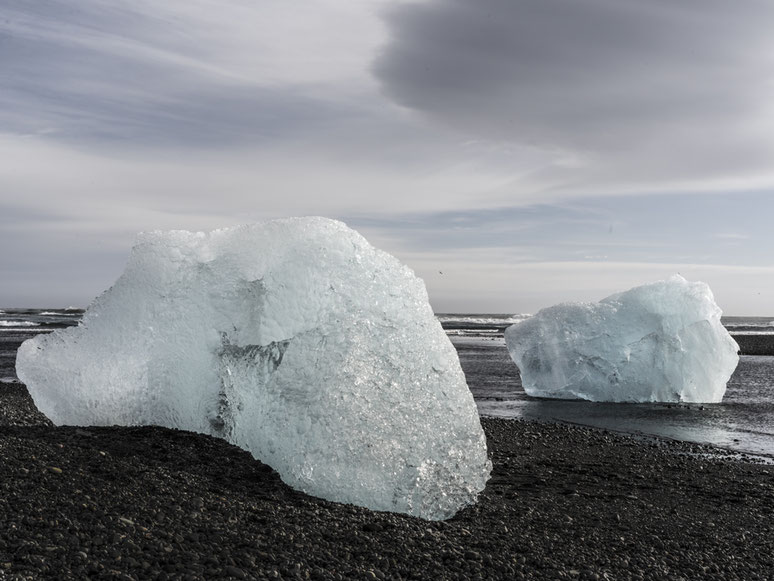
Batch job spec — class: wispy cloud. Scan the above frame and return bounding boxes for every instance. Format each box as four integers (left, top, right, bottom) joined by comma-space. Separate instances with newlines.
348, 191, 774, 268
0, 0, 386, 148
404, 255, 774, 315
715, 233, 751, 241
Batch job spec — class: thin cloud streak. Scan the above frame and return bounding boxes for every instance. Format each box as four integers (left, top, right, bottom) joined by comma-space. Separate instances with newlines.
349, 191, 774, 268
404, 255, 774, 316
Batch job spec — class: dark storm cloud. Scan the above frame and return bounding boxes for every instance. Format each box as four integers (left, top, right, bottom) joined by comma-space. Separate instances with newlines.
375, 0, 774, 167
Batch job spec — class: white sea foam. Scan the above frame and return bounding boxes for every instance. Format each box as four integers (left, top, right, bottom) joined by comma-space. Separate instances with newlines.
436, 314, 531, 325
728, 331, 774, 335
445, 329, 500, 336
0, 321, 39, 327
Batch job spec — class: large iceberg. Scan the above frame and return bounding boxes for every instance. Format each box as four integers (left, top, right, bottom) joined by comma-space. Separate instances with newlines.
17, 217, 490, 520
504, 276, 739, 403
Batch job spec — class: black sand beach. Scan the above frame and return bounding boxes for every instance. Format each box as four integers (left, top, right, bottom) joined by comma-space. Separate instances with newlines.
2, 384, 774, 580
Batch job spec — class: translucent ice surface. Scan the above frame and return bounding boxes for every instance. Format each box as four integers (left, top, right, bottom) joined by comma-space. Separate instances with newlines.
17, 218, 491, 520
505, 276, 739, 403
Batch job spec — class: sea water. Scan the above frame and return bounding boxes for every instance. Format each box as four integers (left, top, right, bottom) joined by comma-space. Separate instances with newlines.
0, 308, 84, 383
443, 314, 774, 459
4, 310, 774, 458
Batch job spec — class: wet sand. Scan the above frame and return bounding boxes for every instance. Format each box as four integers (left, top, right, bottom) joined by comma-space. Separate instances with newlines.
1, 383, 774, 580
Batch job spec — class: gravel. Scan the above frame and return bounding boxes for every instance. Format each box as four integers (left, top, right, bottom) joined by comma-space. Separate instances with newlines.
1, 384, 774, 580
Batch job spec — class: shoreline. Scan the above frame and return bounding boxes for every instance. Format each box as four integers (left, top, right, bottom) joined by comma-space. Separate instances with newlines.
444, 332, 774, 356
731, 334, 774, 356
2, 385, 774, 579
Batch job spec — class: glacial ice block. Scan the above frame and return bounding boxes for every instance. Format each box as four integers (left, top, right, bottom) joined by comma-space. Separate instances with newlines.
16, 217, 491, 520
504, 276, 739, 403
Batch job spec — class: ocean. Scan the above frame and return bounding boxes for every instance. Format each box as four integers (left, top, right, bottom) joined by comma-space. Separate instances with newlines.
441, 313, 774, 460
4, 309, 774, 459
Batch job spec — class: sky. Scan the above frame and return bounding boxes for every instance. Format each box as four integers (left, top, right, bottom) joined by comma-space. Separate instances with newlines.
2, 0, 774, 314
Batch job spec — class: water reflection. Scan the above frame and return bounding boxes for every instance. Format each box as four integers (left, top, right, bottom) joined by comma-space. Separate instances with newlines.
454, 336, 774, 458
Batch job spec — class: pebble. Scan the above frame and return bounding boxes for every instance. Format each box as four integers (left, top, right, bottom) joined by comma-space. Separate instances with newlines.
225, 565, 247, 578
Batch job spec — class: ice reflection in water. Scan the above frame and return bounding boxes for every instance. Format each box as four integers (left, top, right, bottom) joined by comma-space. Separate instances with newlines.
454, 336, 774, 458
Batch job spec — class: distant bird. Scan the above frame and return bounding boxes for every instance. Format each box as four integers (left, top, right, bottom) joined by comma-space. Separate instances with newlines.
439, 271, 443, 275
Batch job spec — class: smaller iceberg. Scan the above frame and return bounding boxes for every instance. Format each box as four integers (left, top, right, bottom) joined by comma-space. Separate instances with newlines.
504, 275, 739, 403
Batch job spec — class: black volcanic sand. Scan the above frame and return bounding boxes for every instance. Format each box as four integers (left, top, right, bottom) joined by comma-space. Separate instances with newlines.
2, 384, 774, 580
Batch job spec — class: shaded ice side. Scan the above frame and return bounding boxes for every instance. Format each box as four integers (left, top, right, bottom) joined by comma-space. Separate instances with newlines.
504, 275, 739, 403
16, 217, 491, 520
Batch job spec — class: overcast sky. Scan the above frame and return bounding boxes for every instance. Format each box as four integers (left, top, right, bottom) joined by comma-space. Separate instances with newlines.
2, 0, 774, 314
